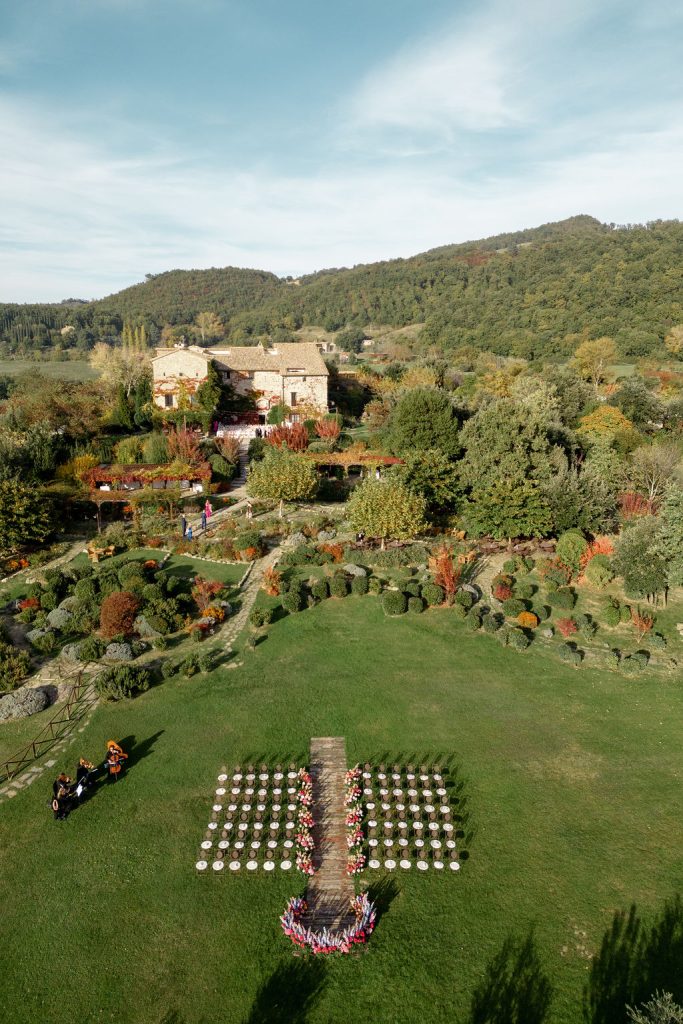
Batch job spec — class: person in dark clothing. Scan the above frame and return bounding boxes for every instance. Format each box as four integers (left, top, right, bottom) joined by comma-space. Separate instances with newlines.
52, 773, 72, 820
201, 510, 207, 531
75, 758, 96, 801
179, 514, 187, 538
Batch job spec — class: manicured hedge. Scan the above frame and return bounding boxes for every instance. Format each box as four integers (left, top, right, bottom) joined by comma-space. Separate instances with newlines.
382, 591, 407, 616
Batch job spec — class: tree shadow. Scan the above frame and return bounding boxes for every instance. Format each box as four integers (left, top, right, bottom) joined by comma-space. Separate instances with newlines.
244, 959, 327, 1024
468, 929, 553, 1024
583, 895, 683, 1024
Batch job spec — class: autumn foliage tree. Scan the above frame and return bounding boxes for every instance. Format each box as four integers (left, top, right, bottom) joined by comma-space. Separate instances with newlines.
99, 591, 140, 639
630, 606, 654, 642
265, 422, 310, 452
191, 576, 225, 612
261, 567, 281, 596
428, 544, 461, 603
166, 426, 203, 464
314, 417, 341, 442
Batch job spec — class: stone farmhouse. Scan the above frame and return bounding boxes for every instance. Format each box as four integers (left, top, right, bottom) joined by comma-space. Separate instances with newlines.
152, 342, 329, 421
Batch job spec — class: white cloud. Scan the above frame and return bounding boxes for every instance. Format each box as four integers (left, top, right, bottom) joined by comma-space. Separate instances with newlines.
0, 95, 681, 303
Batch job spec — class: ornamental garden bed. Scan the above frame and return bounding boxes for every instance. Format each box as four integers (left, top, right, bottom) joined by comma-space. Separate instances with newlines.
1, 550, 238, 696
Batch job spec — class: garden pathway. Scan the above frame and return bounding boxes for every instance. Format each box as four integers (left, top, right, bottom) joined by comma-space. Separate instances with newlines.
0, 671, 99, 804
305, 736, 355, 933
220, 544, 282, 651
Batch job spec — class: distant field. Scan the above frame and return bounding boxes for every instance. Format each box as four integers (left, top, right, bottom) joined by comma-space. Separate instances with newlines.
0, 359, 99, 381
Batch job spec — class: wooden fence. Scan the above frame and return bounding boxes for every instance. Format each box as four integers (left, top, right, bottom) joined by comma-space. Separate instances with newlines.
0, 672, 94, 784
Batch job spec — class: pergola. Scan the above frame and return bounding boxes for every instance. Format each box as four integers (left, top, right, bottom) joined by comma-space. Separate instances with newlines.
83, 462, 212, 530
303, 451, 403, 477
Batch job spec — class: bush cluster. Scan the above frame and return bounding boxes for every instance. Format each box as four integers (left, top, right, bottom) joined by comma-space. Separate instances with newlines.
422, 583, 444, 607
382, 591, 407, 616
95, 665, 151, 701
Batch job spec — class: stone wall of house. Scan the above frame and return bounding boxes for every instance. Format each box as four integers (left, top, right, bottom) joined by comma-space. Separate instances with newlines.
152, 350, 209, 408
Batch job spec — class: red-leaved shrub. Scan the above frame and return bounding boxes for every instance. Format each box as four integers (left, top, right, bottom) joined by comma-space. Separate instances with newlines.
99, 591, 140, 639
556, 617, 578, 638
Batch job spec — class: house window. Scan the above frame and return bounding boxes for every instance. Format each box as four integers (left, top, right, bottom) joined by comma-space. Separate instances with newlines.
164, 395, 174, 408
290, 391, 298, 407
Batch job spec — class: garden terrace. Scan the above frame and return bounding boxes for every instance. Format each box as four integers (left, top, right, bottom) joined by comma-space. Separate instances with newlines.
302, 452, 404, 473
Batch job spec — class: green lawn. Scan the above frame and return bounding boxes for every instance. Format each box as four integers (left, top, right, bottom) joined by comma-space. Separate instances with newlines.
67, 549, 246, 587
0, 358, 99, 381
0, 596, 681, 1024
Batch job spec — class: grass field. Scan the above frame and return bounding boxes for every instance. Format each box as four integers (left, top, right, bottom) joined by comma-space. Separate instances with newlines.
0, 596, 681, 1024
0, 359, 99, 381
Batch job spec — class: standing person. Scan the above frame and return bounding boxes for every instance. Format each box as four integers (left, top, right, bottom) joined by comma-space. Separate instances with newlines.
179, 514, 187, 538
75, 758, 96, 802
187, 524, 193, 542
103, 741, 128, 783
204, 499, 213, 521
52, 773, 72, 820
201, 510, 207, 532
245, 501, 253, 521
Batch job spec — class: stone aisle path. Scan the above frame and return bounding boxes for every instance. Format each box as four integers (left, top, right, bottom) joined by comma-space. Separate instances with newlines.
220, 544, 282, 652
305, 737, 355, 933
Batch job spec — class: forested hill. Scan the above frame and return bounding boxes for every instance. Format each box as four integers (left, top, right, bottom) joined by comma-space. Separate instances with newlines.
1, 216, 681, 361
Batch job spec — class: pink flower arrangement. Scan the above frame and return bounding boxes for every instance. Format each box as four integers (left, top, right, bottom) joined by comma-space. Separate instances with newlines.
346, 826, 364, 849
294, 767, 316, 875
280, 893, 377, 954
347, 852, 366, 876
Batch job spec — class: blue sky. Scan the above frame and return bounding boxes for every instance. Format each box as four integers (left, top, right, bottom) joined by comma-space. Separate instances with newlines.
1, 0, 682, 301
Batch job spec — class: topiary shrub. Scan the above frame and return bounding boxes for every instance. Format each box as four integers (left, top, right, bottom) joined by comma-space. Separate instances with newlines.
507, 628, 530, 651
647, 632, 667, 650
31, 631, 57, 655
466, 610, 482, 631
95, 664, 150, 701
408, 596, 424, 614
382, 591, 407, 616
555, 529, 588, 575
606, 649, 621, 670
405, 581, 422, 598
620, 604, 632, 624
621, 651, 649, 674
249, 606, 274, 627
517, 611, 539, 629
351, 575, 369, 596
558, 643, 582, 666
100, 591, 140, 639
198, 648, 220, 672
368, 577, 383, 596
142, 583, 163, 603
161, 659, 177, 679
496, 626, 510, 646
502, 597, 525, 617
532, 604, 551, 622
502, 557, 522, 574
329, 575, 349, 599
513, 582, 534, 601
153, 635, 169, 651
455, 590, 474, 611
422, 583, 444, 607
482, 612, 502, 633
311, 579, 329, 601
77, 636, 105, 662
452, 602, 468, 620
602, 600, 621, 627
39, 589, 59, 612
584, 554, 614, 588
182, 652, 201, 676
548, 587, 575, 610
575, 613, 597, 640
74, 578, 97, 603
282, 590, 304, 614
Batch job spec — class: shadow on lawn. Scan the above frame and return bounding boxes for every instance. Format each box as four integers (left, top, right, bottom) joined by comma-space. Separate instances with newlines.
244, 959, 327, 1024
117, 731, 165, 771
582, 894, 683, 1024
467, 929, 553, 1024
366, 877, 400, 926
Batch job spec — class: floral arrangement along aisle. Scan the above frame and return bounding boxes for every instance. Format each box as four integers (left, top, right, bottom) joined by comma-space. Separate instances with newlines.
295, 768, 316, 875
280, 893, 377, 954
344, 764, 366, 876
